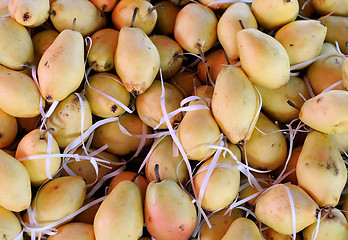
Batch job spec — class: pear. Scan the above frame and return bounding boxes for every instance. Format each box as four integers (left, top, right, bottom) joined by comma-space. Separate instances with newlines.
307, 43, 344, 94
17, 115, 41, 133
50, 0, 106, 37
321, 16, 348, 53
239, 173, 271, 206
145, 167, 197, 240
194, 143, 240, 211
155, 0, 180, 35
199, 0, 230, 11
0, 17, 34, 70
15, 129, 61, 186
221, 217, 262, 240
262, 228, 295, 240
94, 181, 143, 240
199, 208, 244, 240
112, 0, 157, 35
217, 2, 258, 60
0, 107, 18, 148
88, 28, 119, 72
91, 113, 152, 156
176, 99, 220, 161
46, 93, 93, 148
296, 131, 347, 207
8, 0, 50, 27
38, 29, 85, 102
251, 0, 299, 30
136, 80, 183, 129
115, 26, 160, 95
330, 132, 348, 154
0, 65, 41, 118
343, 57, 348, 90
274, 20, 327, 66
73, 197, 100, 225
174, 3, 217, 54
243, 112, 287, 171
256, 76, 310, 123
32, 29, 59, 63
312, 0, 348, 16
84, 73, 131, 118
145, 135, 189, 184
299, 90, 348, 134
89, 0, 118, 12
211, 66, 259, 144
303, 208, 348, 240
47, 222, 95, 240
0, 206, 22, 240
343, 197, 348, 220
194, 85, 214, 102
255, 184, 319, 235
150, 35, 183, 80
0, 149, 31, 212
237, 28, 290, 89
169, 71, 201, 98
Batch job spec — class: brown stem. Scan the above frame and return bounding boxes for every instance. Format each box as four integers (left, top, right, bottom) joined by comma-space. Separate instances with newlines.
100, 5, 106, 18
196, 43, 213, 85
223, 51, 230, 65
131, 7, 139, 28
154, 164, 161, 183
238, 19, 245, 29
131, 172, 143, 182
40, 128, 55, 140
148, 5, 166, 14
72, 18, 77, 31
48, 11, 56, 16
287, 100, 301, 110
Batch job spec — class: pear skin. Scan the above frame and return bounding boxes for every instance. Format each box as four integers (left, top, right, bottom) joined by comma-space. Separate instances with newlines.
169, 71, 201, 98
0, 206, 22, 240
15, 129, 61, 186
296, 131, 347, 207
299, 90, 348, 134
0, 149, 31, 212
262, 228, 295, 240
32, 29, 59, 63
115, 27, 160, 95
94, 181, 143, 240
0, 65, 41, 118
89, 0, 118, 12
342, 56, 348, 91
50, 0, 106, 37
321, 16, 348, 53
239, 173, 271, 206
211, 66, 259, 144
255, 184, 319, 235
38, 29, 85, 102
47, 222, 95, 240
73, 197, 100, 224
0, 107, 18, 148
312, 0, 348, 16
221, 217, 262, 240
145, 178, 197, 240
0, 17, 34, 70
8, 0, 50, 27
237, 28, 290, 89
155, 0, 180, 35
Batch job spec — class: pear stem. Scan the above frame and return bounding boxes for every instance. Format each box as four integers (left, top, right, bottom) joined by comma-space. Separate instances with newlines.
72, 18, 77, 31
40, 128, 54, 140
154, 164, 161, 183
100, 5, 106, 18
48, 11, 56, 16
287, 100, 301, 110
223, 51, 230, 65
148, 5, 166, 14
131, 7, 139, 28
196, 43, 213, 85
131, 172, 143, 182
238, 19, 245, 29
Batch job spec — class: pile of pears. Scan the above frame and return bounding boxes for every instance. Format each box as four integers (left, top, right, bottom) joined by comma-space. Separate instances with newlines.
1, 0, 348, 239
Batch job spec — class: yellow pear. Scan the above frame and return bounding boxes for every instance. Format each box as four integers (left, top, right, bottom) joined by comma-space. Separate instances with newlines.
0, 107, 18, 148
330, 132, 348, 154
94, 181, 143, 240
111, 0, 157, 35
47, 222, 95, 240
299, 90, 348, 134
194, 143, 240, 211
32, 29, 59, 63
145, 135, 189, 184
217, 2, 258, 60
307, 43, 344, 95
0, 150, 31, 212
92, 113, 152, 156
154, 0, 180, 35
145, 169, 197, 240
115, 26, 160, 95
274, 20, 327, 66
8, 0, 50, 27
221, 217, 262, 240
15, 129, 61, 186
243, 112, 287, 171
0, 65, 41, 118
38, 29, 84, 102
85, 73, 131, 118
169, 71, 201, 98
262, 228, 297, 240
237, 28, 290, 89
312, 0, 348, 16
88, 28, 119, 72
255, 184, 319, 235
199, 208, 244, 240
150, 35, 183, 80
50, 0, 107, 37
46, 93, 93, 148
296, 131, 347, 207
0, 17, 33, 70
239, 173, 271, 206
73, 197, 100, 225
136, 80, 183, 129
89, 0, 118, 12
176, 99, 220, 161
256, 76, 310, 123
212, 66, 259, 144
251, 0, 299, 30
194, 85, 214, 102
321, 16, 348, 54
174, 3, 217, 54
0, 206, 22, 240
199, 0, 230, 11
303, 208, 348, 240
